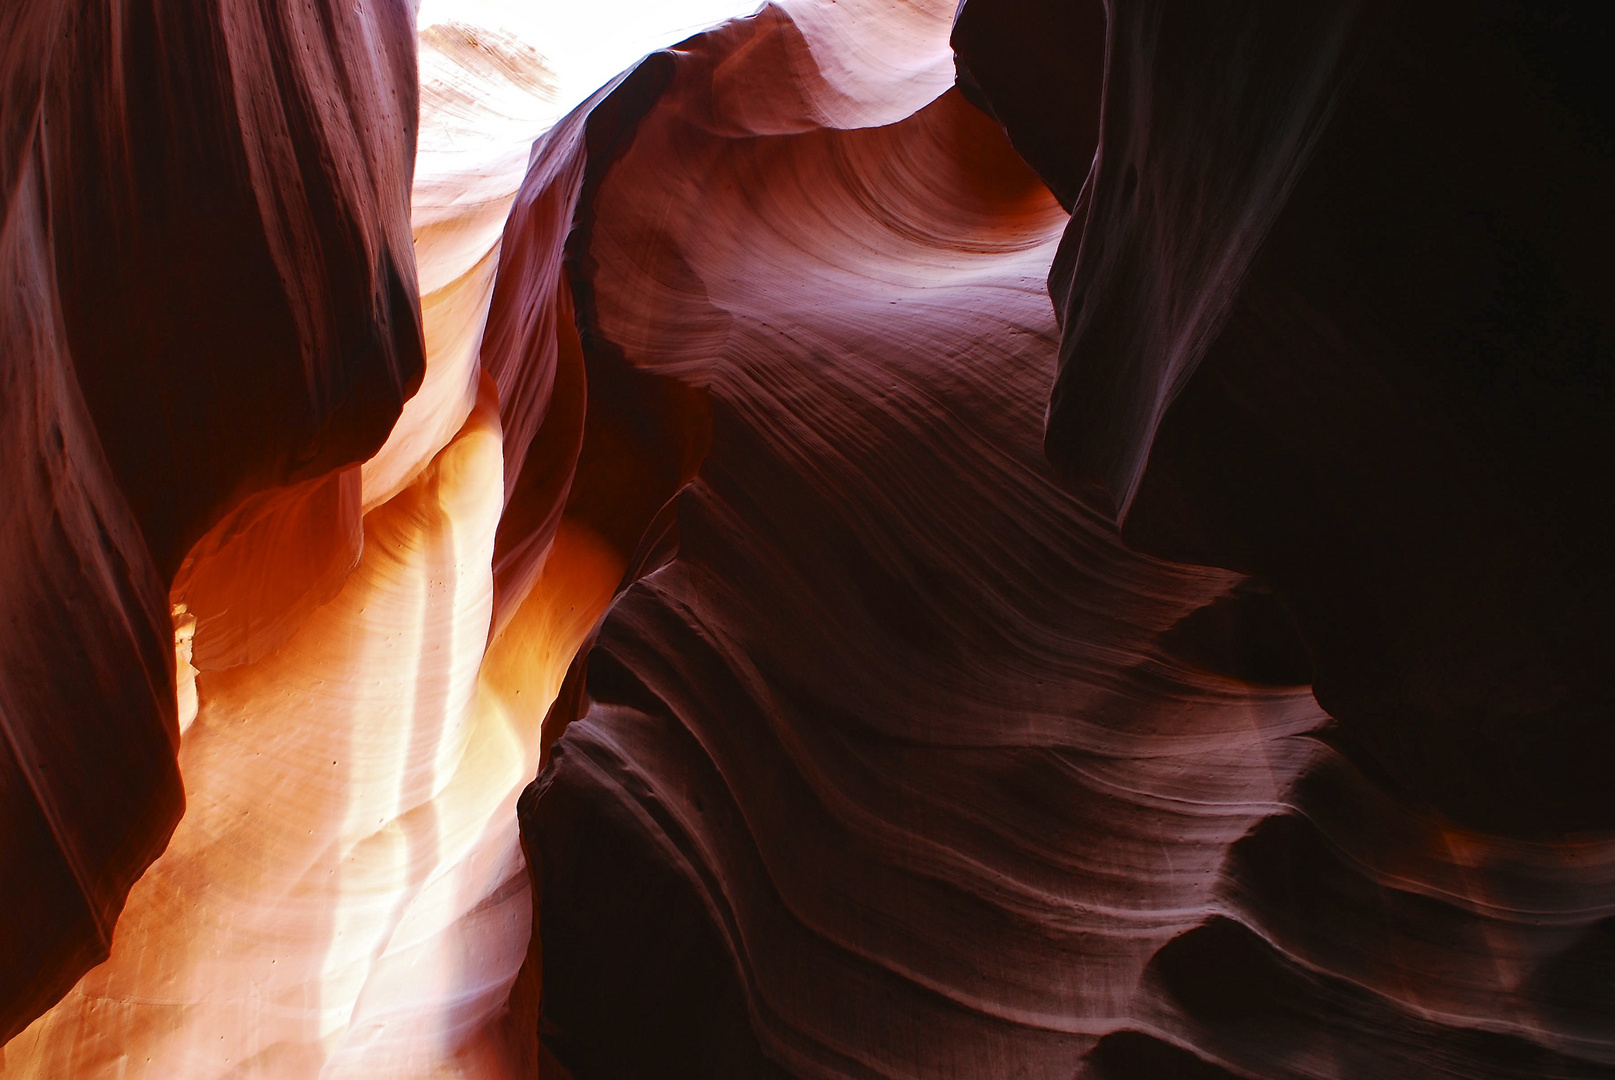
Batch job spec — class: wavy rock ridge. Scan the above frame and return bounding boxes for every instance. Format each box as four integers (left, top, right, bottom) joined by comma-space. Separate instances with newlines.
2, 0, 1612, 1078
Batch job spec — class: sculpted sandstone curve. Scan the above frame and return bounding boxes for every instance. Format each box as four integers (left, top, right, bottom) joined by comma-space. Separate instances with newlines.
2, 1, 1611, 1078
0, 0, 421, 1043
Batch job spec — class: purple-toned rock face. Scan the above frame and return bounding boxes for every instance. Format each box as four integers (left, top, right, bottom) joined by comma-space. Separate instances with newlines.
1, 1, 1611, 1077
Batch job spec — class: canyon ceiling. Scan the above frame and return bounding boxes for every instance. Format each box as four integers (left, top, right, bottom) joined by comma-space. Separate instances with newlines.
1, 0, 1612, 1077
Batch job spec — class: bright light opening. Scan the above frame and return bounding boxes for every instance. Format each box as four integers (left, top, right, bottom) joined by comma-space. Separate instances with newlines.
414, 0, 767, 131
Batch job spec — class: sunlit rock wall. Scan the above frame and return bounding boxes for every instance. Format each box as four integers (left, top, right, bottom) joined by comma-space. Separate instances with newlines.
0, 0, 422, 1047
1, 15, 552, 1079
2, 0, 1612, 1078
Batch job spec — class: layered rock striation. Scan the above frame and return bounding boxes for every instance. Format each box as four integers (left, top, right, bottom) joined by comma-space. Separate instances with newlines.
1, 0, 1611, 1078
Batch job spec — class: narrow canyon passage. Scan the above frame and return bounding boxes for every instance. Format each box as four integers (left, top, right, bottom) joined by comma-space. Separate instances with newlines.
1, 1, 1611, 1078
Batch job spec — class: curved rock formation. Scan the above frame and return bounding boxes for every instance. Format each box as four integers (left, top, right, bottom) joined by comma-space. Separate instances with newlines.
524, 1, 1615, 1076
515, 5, 1323, 1075
1, 0, 420, 1045
2, 0, 1612, 1076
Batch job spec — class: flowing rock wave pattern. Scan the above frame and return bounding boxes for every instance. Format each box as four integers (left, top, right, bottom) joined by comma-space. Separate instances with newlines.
1, 0, 1611, 1078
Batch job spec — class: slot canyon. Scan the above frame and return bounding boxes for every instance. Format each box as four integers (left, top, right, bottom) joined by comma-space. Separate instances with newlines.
1, 0, 1612, 1076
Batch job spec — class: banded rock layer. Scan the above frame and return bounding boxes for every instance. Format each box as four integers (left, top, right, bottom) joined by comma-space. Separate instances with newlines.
1, 1, 1612, 1078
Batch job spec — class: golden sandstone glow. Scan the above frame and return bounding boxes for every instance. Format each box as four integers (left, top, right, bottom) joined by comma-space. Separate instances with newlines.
0, 5, 1042, 1074
0, 27, 599, 1079
6, 1, 1612, 1078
